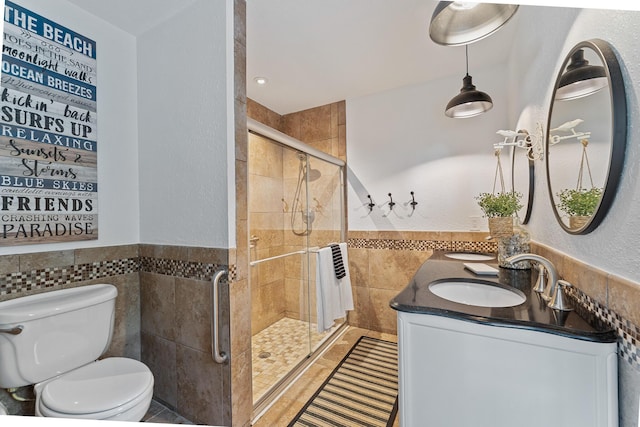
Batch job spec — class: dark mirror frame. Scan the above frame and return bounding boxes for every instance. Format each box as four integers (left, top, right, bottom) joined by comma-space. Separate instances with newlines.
546, 38, 627, 235
511, 140, 534, 224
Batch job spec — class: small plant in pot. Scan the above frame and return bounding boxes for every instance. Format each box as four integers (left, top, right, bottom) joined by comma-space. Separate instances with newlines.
556, 187, 602, 228
475, 191, 523, 238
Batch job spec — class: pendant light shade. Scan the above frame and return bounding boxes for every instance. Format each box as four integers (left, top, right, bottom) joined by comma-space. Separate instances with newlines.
445, 46, 493, 118
555, 49, 608, 101
445, 74, 493, 118
429, 2, 519, 46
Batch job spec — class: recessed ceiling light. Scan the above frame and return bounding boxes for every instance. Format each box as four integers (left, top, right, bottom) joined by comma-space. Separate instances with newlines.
254, 77, 268, 85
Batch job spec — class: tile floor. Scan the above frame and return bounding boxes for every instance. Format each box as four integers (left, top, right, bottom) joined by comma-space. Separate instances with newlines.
141, 325, 398, 426
252, 317, 341, 403
251, 326, 399, 427
142, 400, 193, 424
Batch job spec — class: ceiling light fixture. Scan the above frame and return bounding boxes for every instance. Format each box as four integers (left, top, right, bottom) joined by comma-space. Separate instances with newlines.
555, 49, 608, 101
445, 45, 493, 118
253, 77, 268, 85
429, 2, 519, 46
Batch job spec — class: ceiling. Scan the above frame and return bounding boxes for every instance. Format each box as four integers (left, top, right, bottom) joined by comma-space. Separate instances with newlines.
66, 0, 199, 36
65, 0, 636, 116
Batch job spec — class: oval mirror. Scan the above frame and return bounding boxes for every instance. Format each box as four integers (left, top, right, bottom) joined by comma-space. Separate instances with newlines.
546, 39, 627, 234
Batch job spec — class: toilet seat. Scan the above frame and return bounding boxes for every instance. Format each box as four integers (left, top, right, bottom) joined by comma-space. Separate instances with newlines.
35, 357, 153, 421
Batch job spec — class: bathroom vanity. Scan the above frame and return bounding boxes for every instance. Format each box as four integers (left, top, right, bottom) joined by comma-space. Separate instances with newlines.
390, 252, 618, 427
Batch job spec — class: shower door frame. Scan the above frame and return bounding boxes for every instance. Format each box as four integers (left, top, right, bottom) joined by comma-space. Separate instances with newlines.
247, 118, 348, 419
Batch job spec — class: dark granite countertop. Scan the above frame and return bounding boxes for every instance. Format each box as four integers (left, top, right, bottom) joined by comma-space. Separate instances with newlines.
390, 251, 617, 343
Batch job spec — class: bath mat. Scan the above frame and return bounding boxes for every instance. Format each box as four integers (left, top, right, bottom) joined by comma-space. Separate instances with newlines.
288, 336, 398, 427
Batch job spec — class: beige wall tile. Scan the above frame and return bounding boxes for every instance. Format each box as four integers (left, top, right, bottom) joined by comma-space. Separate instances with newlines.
230, 278, 251, 356
347, 248, 369, 288
104, 273, 141, 360
249, 134, 283, 178
176, 345, 225, 425
299, 105, 332, 142
234, 39, 246, 104
20, 250, 74, 271
0, 254, 19, 274
348, 285, 372, 330
562, 258, 608, 305
188, 247, 228, 265
141, 332, 177, 407
235, 98, 248, 162
230, 348, 252, 427
155, 245, 190, 262
236, 159, 248, 222
368, 249, 431, 291
608, 274, 640, 327
140, 272, 176, 340
369, 288, 399, 334
175, 278, 211, 352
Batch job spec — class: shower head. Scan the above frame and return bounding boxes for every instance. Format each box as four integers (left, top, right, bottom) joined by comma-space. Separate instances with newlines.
297, 152, 322, 182
305, 167, 322, 182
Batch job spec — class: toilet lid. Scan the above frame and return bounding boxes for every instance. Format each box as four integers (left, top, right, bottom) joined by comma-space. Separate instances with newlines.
40, 357, 153, 415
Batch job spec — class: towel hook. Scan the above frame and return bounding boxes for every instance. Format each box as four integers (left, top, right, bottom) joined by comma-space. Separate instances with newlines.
410, 191, 418, 210
388, 193, 396, 210
366, 195, 375, 212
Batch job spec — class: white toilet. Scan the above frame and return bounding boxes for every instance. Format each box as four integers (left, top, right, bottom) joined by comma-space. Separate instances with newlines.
0, 284, 154, 421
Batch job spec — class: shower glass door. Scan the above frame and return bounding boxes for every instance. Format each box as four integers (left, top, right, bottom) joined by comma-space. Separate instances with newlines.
248, 131, 345, 408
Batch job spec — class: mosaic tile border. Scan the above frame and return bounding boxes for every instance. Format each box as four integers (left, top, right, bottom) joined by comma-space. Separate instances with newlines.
1, 257, 235, 297
1, 258, 139, 296
347, 237, 497, 253
567, 286, 640, 367
139, 257, 236, 282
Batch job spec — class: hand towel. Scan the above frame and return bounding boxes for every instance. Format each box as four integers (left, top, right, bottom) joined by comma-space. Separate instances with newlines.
316, 243, 354, 332
330, 243, 346, 279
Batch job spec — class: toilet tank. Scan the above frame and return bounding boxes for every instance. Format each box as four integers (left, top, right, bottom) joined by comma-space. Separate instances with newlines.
0, 284, 117, 388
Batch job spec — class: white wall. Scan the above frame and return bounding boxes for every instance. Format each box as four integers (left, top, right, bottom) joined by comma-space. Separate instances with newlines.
508, 5, 640, 283
137, 0, 232, 248
0, 0, 140, 255
347, 63, 511, 232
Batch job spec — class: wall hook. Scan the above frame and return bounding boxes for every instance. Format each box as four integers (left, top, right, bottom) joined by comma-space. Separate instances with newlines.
366, 195, 375, 212
410, 191, 418, 210
388, 193, 396, 210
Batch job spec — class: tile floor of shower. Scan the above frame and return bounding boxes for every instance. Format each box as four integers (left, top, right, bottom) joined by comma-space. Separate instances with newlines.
252, 317, 342, 403
142, 322, 399, 425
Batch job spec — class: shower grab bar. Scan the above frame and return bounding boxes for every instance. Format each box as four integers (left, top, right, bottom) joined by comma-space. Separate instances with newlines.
211, 269, 228, 364
249, 247, 320, 267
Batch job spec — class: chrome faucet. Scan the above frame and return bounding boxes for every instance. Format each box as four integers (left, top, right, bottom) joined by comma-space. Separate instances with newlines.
505, 253, 559, 301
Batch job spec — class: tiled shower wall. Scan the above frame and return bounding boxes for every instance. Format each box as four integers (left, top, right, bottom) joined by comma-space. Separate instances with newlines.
247, 100, 346, 334
0, 244, 233, 426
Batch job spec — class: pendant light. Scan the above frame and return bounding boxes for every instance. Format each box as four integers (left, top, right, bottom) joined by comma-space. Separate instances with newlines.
445, 45, 493, 118
429, 2, 519, 46
555, 49, 608, 101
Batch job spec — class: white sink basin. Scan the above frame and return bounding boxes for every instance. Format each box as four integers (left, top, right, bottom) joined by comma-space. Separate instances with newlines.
429, 280, 525, 308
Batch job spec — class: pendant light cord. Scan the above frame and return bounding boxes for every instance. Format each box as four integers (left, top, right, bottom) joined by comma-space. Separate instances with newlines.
465, 45, 469, 76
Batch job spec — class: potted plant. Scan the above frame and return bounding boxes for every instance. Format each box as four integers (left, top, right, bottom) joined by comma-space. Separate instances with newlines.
556, 187, 602, 229
475, 191, 523, 238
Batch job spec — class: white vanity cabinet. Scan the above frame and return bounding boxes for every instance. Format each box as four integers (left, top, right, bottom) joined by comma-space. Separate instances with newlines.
397, 311, 618, 427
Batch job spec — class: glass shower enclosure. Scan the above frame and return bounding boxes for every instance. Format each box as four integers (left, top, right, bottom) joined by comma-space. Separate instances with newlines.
247, 119, 346, 413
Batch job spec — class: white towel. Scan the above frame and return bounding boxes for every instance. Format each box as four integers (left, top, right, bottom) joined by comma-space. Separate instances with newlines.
316, 243, 354, 332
